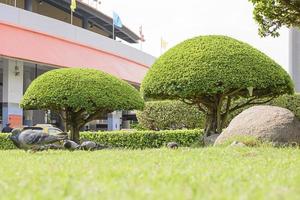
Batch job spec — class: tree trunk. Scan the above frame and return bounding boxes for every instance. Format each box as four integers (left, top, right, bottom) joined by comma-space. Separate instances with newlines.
204, 110, 218, 136
69, 126, 80, 143
204, 103, 224, 136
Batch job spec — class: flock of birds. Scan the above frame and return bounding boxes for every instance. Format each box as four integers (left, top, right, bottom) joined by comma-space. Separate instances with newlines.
8, 128, 179, 151
8, 129, 107, 151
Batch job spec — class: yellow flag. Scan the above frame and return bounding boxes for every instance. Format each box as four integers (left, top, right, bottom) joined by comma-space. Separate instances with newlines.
70, 0, 77, 12
161, 38, 168, 49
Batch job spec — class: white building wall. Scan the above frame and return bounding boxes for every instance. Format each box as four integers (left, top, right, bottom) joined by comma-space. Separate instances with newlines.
289, 28, 300, 92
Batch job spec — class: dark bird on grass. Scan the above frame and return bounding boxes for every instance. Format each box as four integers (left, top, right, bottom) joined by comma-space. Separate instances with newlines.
63, 140, 80, 151
9, 129, 67, 151
80, 141, 108, 151
167, 142, 179, 149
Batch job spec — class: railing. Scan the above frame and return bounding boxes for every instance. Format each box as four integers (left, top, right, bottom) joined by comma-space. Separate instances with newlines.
78, 0, 102, 12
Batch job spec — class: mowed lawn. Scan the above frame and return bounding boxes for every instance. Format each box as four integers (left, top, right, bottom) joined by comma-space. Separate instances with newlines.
0, 148, 300, 200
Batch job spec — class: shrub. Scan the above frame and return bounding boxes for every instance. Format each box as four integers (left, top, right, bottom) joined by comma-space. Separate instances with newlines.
141, 35, 293, 136
0, 130, 204, 150
270, 94, 300, 119
0, 133, 16, 150
21, 68, 143, 142
136, 100, 205, 130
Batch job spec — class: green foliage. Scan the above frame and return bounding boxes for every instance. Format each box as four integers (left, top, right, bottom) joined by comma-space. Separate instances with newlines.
141, 35, 293, 100
270, 94, 300, 119
0, 130, 204, 150
21, 68, 143, 112
136, 100, 204, 130
249, 0, 300, 37
0, 133, 15, 150
82, 130, 204, 149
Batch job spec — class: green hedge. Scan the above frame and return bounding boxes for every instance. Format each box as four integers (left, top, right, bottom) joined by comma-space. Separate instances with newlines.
0, 133, 16, 150
0, 130, 204, 150
137, 100, 204, 130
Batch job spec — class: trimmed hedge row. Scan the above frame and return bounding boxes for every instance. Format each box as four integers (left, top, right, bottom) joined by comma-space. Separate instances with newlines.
0, 129, 204, 150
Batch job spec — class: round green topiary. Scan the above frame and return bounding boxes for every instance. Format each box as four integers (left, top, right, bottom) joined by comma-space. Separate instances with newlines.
141, 35, 293, 135
141, 35, 293, 99
21, 68, 144, 142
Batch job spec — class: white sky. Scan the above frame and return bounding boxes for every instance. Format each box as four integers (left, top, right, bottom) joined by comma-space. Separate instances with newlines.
100, 0, 289, 70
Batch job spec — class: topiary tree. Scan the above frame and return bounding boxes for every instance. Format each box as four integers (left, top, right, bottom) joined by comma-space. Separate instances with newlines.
141, 35, 293, 136
136, 100, 204, 130
21, 68, 144, 142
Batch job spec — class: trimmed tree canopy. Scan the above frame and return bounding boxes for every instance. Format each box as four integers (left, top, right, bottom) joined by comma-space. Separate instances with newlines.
21, 68, 144, 142
141, 35, 293, 99
141, 35, 293, 135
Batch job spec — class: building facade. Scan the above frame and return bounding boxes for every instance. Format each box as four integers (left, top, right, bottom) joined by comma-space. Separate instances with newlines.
0, 1, 155, 130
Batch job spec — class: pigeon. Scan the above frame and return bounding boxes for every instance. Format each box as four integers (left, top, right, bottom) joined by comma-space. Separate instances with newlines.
63, 140, 80, 151
9, 129, 67, 151
167, 142, 179, 149
80, 141, 108, 151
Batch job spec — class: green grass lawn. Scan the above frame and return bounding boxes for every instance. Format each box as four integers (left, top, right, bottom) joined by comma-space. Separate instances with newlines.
0, 148, 300, 200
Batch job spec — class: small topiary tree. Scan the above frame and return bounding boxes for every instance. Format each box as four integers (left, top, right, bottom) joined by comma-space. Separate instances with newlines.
141, 35, 294, 136
136, 100, 204, 130
21, 68, 144, 142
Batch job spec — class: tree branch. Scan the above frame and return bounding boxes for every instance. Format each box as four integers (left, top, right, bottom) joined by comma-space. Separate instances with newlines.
196, 103, 207, 113
229, 96, 275, 113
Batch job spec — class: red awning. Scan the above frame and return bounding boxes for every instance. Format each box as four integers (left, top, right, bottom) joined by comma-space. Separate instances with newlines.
0, 21, 149, 84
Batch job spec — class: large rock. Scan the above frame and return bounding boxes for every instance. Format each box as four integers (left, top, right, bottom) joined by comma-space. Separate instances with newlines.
215, 105, 300, 145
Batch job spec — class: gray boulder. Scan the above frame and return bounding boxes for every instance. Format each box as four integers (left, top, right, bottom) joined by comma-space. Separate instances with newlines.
204, 134, 220, 146
215, 105, 300, 145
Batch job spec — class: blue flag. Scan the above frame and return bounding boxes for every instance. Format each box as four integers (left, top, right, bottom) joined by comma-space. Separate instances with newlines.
113, 12, 123, 28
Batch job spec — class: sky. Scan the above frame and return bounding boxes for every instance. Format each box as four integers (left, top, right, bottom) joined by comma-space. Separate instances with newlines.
100, 0, 289, 70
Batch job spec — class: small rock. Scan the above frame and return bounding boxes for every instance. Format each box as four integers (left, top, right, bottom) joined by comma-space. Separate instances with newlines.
167, 142, 179, 149
230, 141, 246, 147
204, 134, 220, 146
63, 140, 80, 150
80, 141, 108, 150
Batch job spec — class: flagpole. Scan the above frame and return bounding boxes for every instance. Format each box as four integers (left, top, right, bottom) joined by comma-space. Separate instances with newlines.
71, 10, 73, 25
160, 37, 162, 55
112, 23, 115, 40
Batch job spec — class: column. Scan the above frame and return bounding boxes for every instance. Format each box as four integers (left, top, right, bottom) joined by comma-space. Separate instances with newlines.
289, 28, 300, 92
82, 17, 89, 29
107, 111, 122, 131
25, 0, 32, 11
2, 59, 23, 128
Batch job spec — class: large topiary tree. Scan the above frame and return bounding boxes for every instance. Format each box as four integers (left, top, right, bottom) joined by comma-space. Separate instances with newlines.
136, 100, 204, 130
141, 35, 293, 136
21, 68, 144, 142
